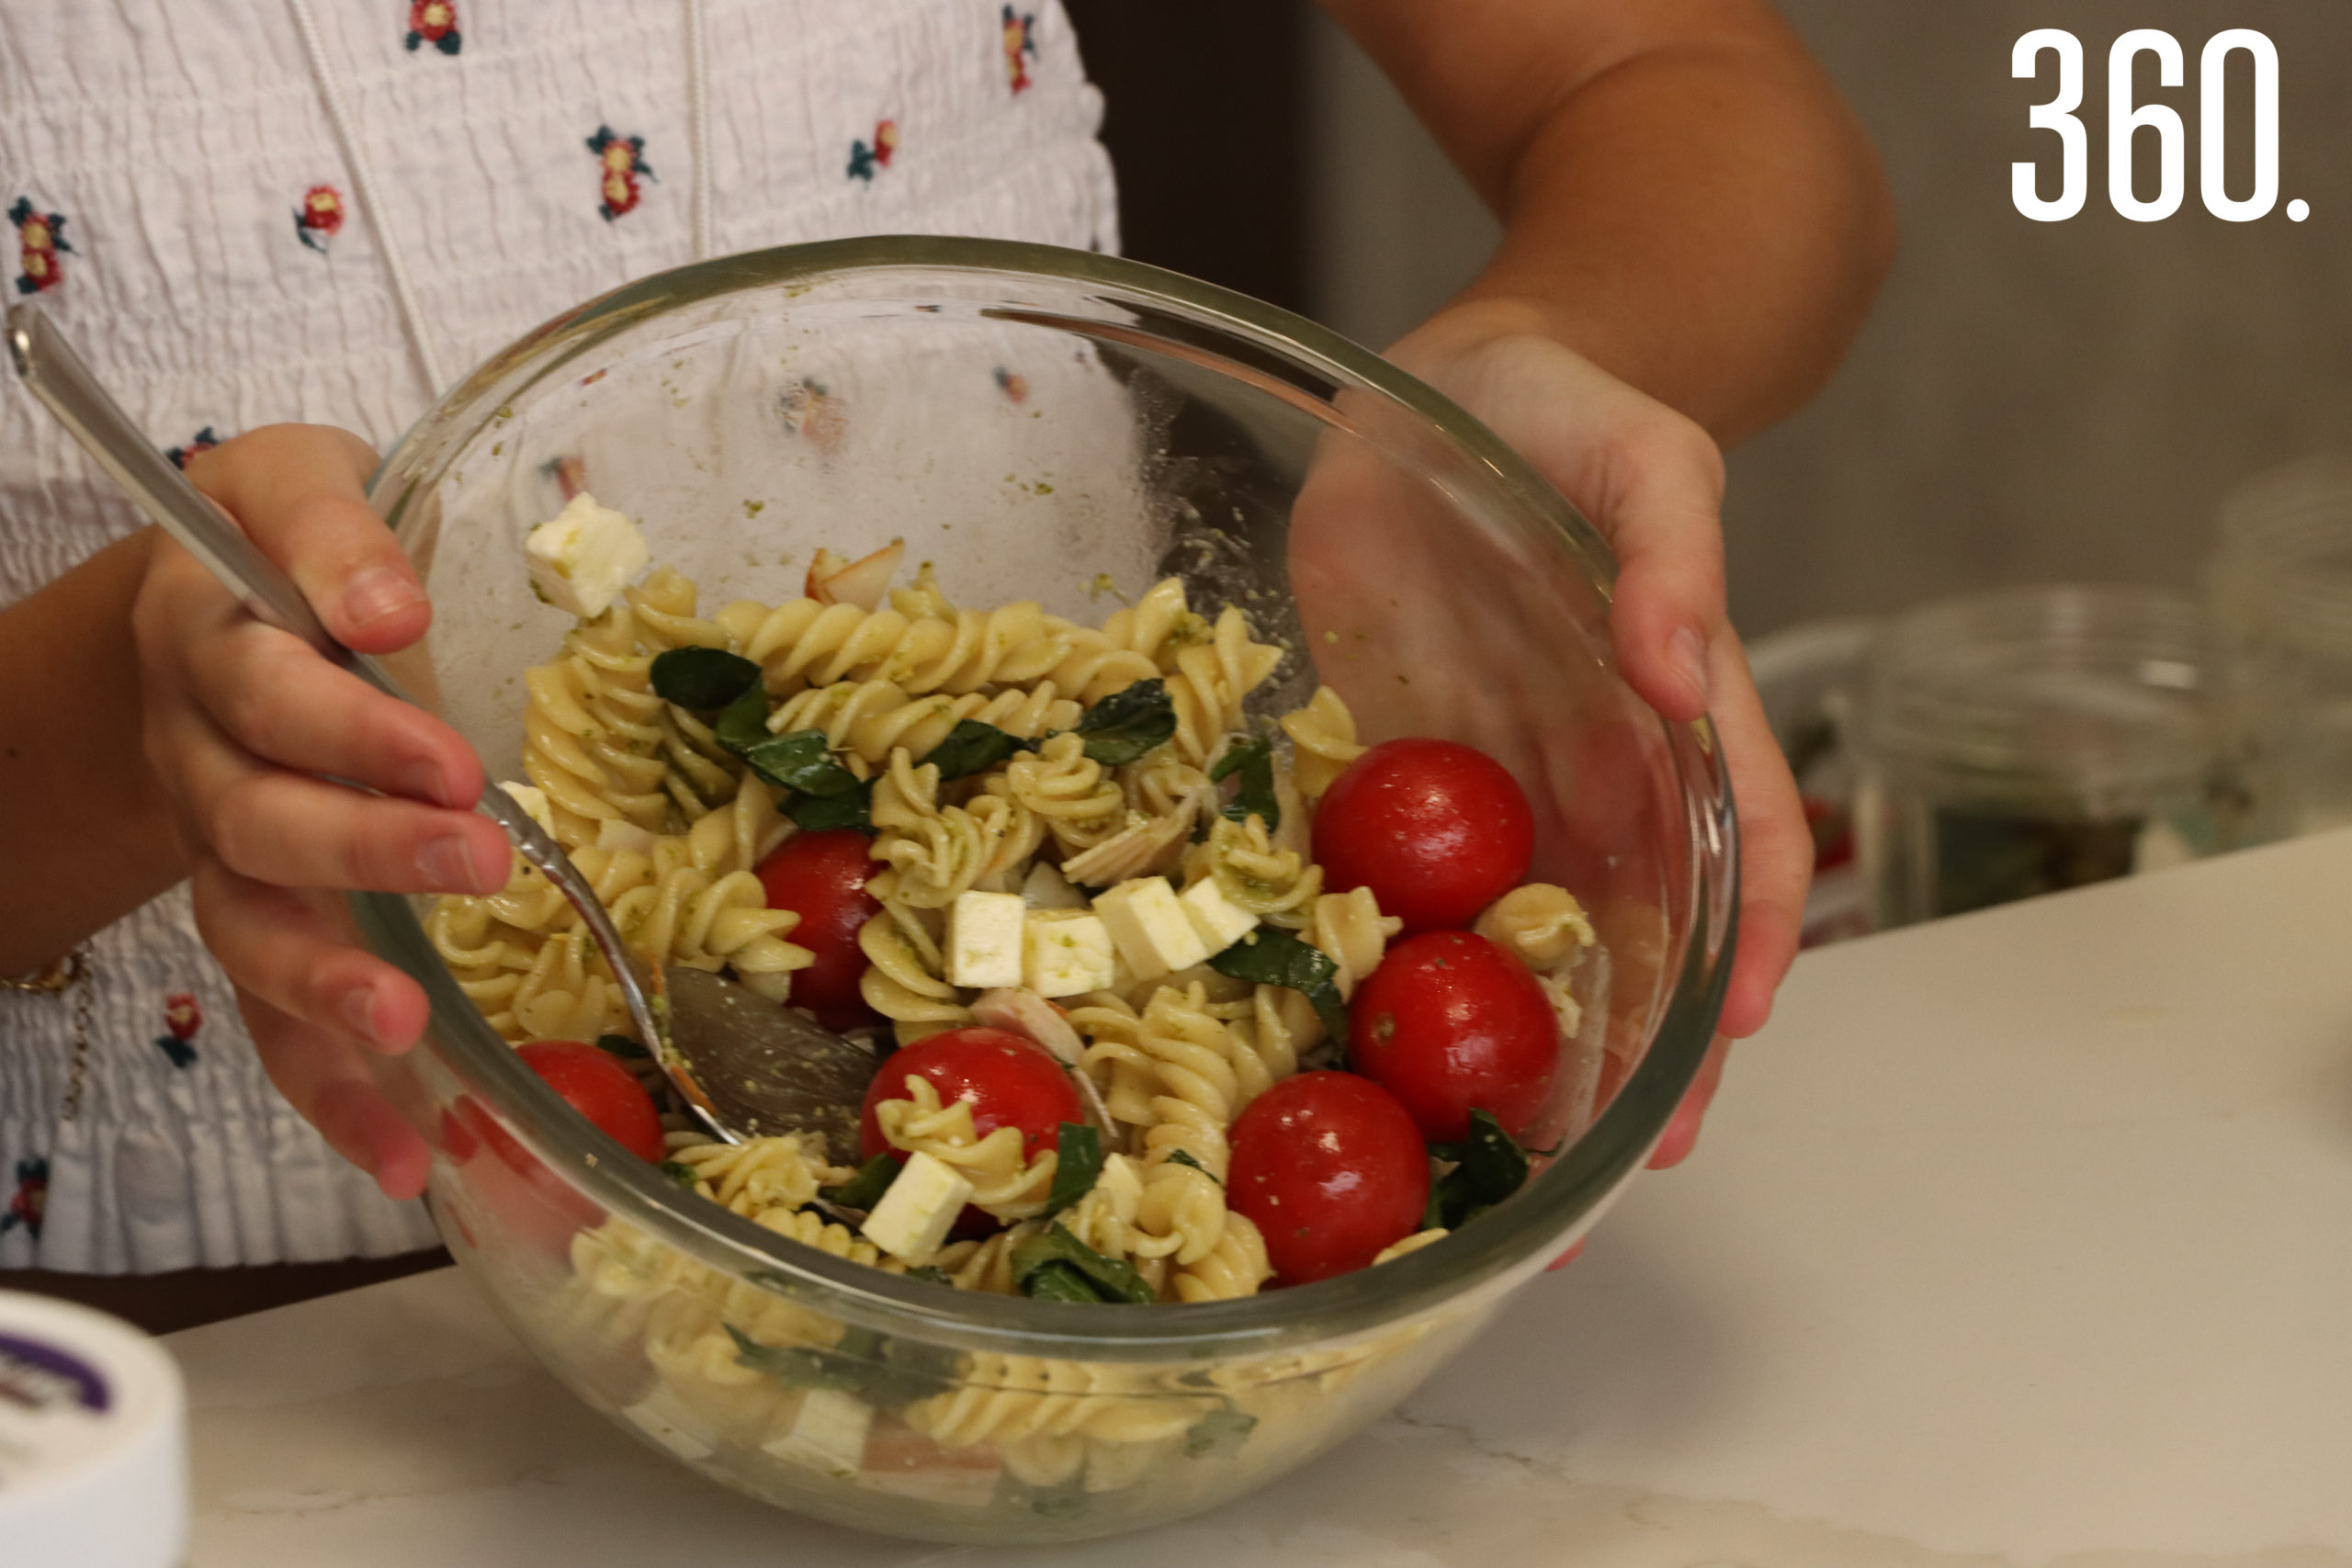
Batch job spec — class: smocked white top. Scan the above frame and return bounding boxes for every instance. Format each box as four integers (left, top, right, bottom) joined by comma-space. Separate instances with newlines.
0, 0, 1116, 1272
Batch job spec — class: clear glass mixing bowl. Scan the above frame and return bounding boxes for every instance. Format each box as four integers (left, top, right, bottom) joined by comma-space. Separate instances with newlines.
350, 237, 1735, 1544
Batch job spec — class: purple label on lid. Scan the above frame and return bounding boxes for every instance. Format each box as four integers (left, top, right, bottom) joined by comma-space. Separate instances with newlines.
0, 1334, 109, 1416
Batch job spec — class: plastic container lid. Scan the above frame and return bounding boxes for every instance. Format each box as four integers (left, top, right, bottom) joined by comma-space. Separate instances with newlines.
0, 1291, 187, 1568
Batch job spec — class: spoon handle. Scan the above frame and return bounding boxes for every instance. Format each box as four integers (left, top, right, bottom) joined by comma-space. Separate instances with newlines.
3, 300, 704, 1130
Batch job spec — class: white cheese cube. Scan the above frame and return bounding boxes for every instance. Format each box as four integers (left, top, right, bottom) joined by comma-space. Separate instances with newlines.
763, 1388, 873, 1478
525, 493, 650, 618
946, 890, 1027, 989
620, 1384, 717, 1461
496, 781, 554, 833
1021, 860, 1089, 911
1023, 912, 1115, 998
1179, 876, 1261, 956
1093, 877, 1208, 982
861, 1151, 973, 1266
595, 816, 658, 856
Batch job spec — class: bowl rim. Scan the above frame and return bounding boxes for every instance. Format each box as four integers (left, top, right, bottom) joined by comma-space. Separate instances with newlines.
360, 234, 1736, 1361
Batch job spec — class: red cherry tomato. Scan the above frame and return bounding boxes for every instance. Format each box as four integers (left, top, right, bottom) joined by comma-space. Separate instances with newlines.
1350, 931, 1559, 1142
755, 829, 884, 1032
516, 1041, 668, 1163
858, 1028, 1082, 1165
438, 1093, 602, 1260
1227, 1073, 1430, 1285
1311, 739, 1534, 933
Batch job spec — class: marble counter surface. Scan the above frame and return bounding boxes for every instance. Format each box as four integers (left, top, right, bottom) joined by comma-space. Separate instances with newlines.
169, 829, 2352, 1566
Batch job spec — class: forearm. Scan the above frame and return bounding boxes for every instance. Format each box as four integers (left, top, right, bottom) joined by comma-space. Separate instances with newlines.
0, 527, 187, 975
1327, 0, 1894, 444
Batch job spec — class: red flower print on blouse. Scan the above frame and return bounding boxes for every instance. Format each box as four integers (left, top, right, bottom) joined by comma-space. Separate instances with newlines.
153, 991, 202, 1068
293, 185, 345, 254
1001, 6, 1038, 94
1, 1158, 47, 1240
587, 127, 655, 220
847, 120, 899, 183
406, 0, 461, 55
9, 197, 73, 296
166, 428, 221, 470
993, 367, 1029, 404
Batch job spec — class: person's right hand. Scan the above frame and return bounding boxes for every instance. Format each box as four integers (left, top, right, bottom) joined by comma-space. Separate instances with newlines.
132, 424, 511, 1200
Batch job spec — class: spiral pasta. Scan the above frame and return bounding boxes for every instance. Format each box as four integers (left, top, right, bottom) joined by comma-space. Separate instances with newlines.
1279, 685, 1366, 799
1165, 607, 1286, 767
869, 750, 1043, 908
999, 731, 1128, 852
1183, 814, 1321, 927
871, 1075, 1057, 1222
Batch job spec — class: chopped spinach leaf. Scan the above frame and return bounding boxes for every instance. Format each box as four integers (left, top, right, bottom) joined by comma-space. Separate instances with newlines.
1166, 1148, 1220, 1184
1023, 1260, 1109, 1303
728, 1323, 958, 1408
783, 779, 875, 832
594, 1032, 650, 1061
819, 1154, 899, 1212
1009, 1222, 1157, 1304
1210, 736, 1279, 831
1183, 1406, 1258, 1460
1075, 679, 1176, 766
902, 1265, 955, 1287
655, 1159, 700, 1189
1424, 1109, 1534, 1230
1045, 1122, 1102, 1215
921, 719, 1036, 781
714, 684, 772, 753
650, 646, 763, 710
1027, 1475, 1091, 1517
736, 728, 865, 798
1207, 928, 1348, 1044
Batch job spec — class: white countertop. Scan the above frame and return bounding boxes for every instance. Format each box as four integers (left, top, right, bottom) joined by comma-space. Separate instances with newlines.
169, 829, 2352, 1566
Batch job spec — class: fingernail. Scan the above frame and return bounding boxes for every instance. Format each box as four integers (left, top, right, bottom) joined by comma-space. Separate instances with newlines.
344, 566, 424, 629
418, 834, 488, 893
399, 758, 454, 807
1670, 627, 1710, 707
340, 987, 379, 1043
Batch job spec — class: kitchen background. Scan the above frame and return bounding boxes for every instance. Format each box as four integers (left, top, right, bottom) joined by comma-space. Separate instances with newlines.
1069, 0, 2352, 639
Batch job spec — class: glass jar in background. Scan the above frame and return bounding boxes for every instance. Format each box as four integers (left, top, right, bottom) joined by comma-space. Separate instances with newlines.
2209, 456, 2352, 840
1851, 585, 2246, 931
1747, 616, 1880, 946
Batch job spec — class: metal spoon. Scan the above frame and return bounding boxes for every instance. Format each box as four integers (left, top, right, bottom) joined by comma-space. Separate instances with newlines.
7, 300, 876, 1161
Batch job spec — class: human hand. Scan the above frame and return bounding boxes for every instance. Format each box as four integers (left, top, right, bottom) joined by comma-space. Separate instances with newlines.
132, 424, 511, 1200
1381, 300, 1808, 1170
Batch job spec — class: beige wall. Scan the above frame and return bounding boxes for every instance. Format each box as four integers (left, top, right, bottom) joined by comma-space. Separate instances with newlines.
1306, 2, 2352, 638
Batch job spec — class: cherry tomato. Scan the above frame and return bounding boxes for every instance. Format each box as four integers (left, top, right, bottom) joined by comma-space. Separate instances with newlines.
516, 1040, 668, 1162
1312, 739, 1534, 933
1227, 1072, 1430, 1285
439, 1093, 602, 1260
756, 829, 884, 1032
858, 1027, 1081, 1165
1350, 931, 1558, 1142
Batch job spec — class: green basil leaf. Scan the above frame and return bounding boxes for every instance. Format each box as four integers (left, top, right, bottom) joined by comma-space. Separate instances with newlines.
1210, 736, 1279, 831
1075, 678, 1177, 767
902, 1265, 955, 1287
650, 646, 763, 710
714, 684, 772, 753
1026, 1475, 1091, 1517
1045, 1122, 1102, 1215
784, 780, 875, 832
1010, 1222, 1157, 1304
1023, 1260, 1108, 1303
1166, 1148, 1220, 1185
1424, 1110, 1532, 1229
728, 1323, 957, 1408
921, 719, 1036, 781
594, 1032, 650, 1061
1206, 928, 1348, 1045
1183, 1406, 1258, 1460
819, 1154, 899, 1212
738, 728, 864, 797
655, 1159, 699, 1189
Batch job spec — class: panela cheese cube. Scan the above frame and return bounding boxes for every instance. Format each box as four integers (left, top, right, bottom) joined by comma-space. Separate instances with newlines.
946, 890, 1027, 989
1179, 876, 1260, 956
525, 493, 650, 618
1023, 911, 1115, 998
1092, 877, 1209, 981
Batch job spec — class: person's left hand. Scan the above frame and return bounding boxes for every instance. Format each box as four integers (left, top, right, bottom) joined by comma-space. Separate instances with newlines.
1385, 299, 1809, 1171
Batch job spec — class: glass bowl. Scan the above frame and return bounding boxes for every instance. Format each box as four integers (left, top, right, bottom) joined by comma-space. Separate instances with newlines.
352, 236, 1735, 1544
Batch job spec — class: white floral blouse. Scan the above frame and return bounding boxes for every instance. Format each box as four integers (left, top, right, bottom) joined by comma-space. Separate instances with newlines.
0, 0, 1116, 1272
